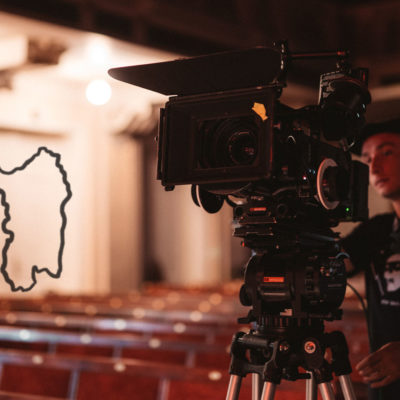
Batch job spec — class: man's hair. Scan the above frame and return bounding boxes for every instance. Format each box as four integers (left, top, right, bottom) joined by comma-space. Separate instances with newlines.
353, 118, 400, 154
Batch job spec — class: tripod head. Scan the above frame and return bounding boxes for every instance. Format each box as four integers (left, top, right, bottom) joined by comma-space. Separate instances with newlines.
231, 196, 347, 329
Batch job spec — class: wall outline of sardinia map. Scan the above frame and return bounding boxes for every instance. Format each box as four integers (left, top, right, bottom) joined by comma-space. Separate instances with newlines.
0, 147, 72, 292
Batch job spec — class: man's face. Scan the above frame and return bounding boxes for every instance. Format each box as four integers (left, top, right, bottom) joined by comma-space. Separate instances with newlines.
361, 133, 400, 200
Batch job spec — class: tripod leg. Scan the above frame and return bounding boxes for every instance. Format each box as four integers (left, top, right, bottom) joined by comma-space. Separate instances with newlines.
252, 373, 263, 400
261, 381, 276, 400
226, 375, 242, 400
318, 382, 335, 400
305, 371, 317, 400
338, 375, 357, 400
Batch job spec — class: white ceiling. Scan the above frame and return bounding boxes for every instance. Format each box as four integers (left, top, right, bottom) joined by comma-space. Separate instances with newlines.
0, 10, 178, 112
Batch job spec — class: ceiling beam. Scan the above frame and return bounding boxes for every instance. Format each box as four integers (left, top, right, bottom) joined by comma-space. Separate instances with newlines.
1, 0, 400, 86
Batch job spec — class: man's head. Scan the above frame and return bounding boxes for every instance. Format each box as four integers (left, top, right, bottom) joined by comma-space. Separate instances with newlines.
359, 119, 400, 201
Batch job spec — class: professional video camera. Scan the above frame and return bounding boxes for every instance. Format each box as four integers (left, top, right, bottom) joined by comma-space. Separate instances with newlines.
109, 42, 371, 400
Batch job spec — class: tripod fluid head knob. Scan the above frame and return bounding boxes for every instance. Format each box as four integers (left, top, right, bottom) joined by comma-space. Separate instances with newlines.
239, 284, 252, 306
304, 341, 317, 354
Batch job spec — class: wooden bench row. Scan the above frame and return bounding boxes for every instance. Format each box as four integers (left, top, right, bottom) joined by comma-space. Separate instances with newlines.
0, 300, 241, 326
0, 289, 369, 399
0, 307, 370, 366
0, 347, 319, 400
0, 287, 243, 317
0, 311, 241, 345
0, 317, 369, 399
0, 325, 231, 369
0, 346, 366, 400
0, 348, 236, 400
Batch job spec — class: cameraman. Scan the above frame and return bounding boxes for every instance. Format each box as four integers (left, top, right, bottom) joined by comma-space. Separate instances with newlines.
342, 119, 400, 400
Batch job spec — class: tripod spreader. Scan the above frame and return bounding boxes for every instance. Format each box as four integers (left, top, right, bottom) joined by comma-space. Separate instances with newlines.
228, 330, 333, 383
226, 327, 356, 400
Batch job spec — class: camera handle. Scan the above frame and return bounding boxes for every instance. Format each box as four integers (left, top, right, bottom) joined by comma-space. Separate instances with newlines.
225, 330, 356, 400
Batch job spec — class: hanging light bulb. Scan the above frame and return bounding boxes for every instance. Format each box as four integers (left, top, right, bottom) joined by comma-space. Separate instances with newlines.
85, 79, 112, 105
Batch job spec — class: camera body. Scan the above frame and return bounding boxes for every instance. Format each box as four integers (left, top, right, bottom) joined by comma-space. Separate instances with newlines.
158, 78, 369, 225
109, 44, 371, 322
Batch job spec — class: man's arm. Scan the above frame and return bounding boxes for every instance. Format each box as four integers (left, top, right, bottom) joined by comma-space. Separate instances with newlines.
343, 254, 400, 388
343, 254, 356, 275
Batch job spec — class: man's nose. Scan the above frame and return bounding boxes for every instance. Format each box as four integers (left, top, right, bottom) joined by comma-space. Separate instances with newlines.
370, 156, 381, 174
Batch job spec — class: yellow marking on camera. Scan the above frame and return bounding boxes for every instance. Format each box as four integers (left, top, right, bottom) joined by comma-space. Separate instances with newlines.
252, 103, 268, 121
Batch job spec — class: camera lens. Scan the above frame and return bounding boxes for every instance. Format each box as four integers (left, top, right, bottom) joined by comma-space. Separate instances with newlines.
227, 131, 257, 165
199, 117, 258, 168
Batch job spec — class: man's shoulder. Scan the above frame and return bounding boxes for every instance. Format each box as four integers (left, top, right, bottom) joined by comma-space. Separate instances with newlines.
341, 213, 396, 272
359, 212, 395, 231
342, 212, 395, 248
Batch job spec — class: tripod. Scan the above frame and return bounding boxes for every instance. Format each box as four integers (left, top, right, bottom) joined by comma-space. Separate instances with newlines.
225, 319, 357, 400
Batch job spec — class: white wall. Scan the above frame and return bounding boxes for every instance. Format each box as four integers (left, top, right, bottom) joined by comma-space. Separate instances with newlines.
149, 182, 233, 286
0, 13, 172, 295
0, 72, 172, 295
0, 76, 95, 294
0, 10, 240, 294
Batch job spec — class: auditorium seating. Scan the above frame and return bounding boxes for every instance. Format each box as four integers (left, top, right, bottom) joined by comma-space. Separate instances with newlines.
0, 347, 239, 399
0, 286, 369, 399
0, 325, 231, 368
